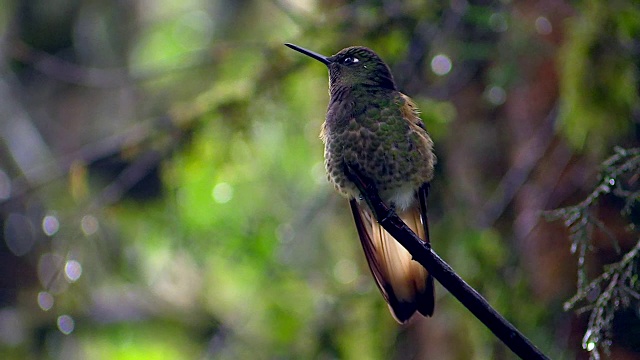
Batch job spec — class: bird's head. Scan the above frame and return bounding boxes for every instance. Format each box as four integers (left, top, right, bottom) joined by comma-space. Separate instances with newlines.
285, 44, 397, 92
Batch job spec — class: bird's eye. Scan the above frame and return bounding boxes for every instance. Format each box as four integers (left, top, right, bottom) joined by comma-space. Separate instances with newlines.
343, 57, 359, 65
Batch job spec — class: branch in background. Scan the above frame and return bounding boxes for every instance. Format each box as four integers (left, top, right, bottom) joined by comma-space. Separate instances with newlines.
343, 163, 549, 360
545, 147, 640, 360
8, 40, 222, 87
9, 41, 129, 88
477, 105, 559, 228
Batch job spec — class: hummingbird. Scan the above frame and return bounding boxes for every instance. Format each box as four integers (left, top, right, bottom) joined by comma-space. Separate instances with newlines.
285, 43, 436, 323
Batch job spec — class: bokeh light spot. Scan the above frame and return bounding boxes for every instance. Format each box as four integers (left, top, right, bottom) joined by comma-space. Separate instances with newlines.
57, 315, 74, 335
333, 259, 358, 284
489, 13, 508, 32
535, 16, 552, 35
430, 54, 452, 76
64, 260, 82, 282
4, 213, 36, 256
485, 85, 507, 106
212, 182, 233, 204
42, 215, 60, 236
37, 291, 54, 311
81, 215, 99, 236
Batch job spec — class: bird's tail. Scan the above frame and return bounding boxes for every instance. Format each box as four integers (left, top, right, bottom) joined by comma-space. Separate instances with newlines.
350, 200, 435, 323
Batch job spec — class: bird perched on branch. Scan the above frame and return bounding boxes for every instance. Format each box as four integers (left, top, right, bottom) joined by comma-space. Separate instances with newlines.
285, 43, 436, 323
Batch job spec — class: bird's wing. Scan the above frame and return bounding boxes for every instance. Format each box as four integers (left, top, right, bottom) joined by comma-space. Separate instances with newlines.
399, 92, 427, 130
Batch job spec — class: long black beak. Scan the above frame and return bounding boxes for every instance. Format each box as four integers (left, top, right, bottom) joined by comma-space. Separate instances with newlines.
284, 43, 331, 65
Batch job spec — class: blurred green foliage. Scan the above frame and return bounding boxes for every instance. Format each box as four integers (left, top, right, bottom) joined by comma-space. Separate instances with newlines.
558, 0, 640, 151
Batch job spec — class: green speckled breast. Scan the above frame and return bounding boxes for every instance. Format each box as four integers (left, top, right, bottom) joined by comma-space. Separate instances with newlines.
322, 91, 435, 206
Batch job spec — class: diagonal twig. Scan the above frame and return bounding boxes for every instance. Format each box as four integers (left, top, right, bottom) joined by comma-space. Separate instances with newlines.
343, 163, 549, 360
